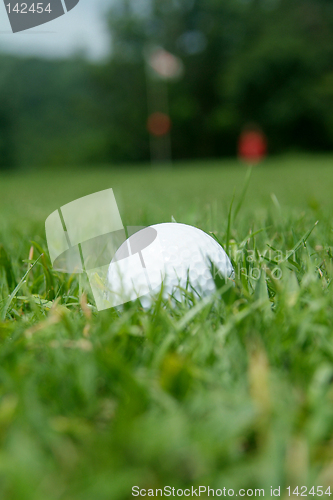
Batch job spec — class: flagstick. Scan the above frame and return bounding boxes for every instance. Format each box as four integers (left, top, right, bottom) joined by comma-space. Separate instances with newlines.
144, 50, 173, 167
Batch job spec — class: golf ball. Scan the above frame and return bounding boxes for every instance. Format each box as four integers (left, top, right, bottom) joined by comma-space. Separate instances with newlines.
107, 223, 234, 308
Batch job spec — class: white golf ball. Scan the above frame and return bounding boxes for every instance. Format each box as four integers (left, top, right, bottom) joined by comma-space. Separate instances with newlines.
107, 223, 234, 308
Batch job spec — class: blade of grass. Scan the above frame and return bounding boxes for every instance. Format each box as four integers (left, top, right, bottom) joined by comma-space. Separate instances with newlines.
0, 245, 16, 290
283, 221, 319, 262
226, 191, 235, 257
175, 282, 233, 332
239, 227, 269, 248
1, 255, 43, 321
234, 167, 252, 220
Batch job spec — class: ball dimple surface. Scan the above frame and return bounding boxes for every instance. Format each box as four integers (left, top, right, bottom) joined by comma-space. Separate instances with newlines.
107, 222, 234, 307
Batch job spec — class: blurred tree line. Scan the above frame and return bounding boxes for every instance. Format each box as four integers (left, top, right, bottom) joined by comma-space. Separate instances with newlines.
1, 0, 333, 169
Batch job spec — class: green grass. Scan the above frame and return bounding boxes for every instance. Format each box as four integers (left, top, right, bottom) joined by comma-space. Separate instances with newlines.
1, 154, 333, 499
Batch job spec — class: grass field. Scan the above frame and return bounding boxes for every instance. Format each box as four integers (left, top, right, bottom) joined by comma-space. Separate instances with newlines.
1, 154, 333, 499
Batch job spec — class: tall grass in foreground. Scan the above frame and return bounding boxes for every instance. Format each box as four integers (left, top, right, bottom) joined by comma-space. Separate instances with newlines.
1, 164, 333, 499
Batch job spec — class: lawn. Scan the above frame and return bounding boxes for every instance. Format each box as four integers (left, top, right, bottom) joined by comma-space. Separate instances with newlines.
0, 154, 333, 499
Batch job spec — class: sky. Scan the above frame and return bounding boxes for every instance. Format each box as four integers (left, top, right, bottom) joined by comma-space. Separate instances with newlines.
0, 0, 113, 60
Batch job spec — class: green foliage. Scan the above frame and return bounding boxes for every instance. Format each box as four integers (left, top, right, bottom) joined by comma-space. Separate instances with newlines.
1, 0, 333, 167
0, 157, 333, 497
102, 0, 333, 159
0, 54, 101, 168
